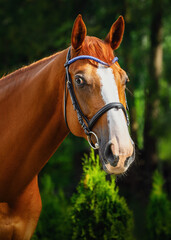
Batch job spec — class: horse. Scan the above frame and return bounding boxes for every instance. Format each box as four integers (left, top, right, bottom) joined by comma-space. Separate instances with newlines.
0, 15, 135, 240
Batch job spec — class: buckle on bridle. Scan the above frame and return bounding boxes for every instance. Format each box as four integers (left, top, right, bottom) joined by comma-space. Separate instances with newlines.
87, 131, 99, 150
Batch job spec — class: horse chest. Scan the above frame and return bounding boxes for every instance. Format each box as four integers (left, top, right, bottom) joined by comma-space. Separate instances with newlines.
0, 203, 17, 240
0, 177, 42, 240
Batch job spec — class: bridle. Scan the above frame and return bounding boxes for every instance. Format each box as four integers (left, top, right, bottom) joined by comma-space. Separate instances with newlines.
64, 47, 129, 150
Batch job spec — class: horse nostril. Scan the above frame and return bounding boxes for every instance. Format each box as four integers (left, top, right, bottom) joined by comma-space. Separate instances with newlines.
104, 143, 119, 167
111, 155, 119, 167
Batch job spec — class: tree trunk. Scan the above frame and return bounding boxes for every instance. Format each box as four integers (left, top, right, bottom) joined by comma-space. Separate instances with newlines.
143, 0, 163, 167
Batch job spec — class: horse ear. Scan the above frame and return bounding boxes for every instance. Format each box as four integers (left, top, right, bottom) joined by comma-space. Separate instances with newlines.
71, 14, 87, 50
105, 16, 125, 50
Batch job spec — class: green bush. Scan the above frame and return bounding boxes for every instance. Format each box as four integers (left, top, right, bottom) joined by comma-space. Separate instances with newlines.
146, 170, 171, 240
32, 150, 135, 240
70, 150, 135, 240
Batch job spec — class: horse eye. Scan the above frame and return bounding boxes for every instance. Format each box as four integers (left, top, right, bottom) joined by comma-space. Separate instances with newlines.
75, 76, 85, 86
124, 76, 129, 85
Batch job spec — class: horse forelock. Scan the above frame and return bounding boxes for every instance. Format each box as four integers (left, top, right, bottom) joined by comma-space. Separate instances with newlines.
73, 36, 115, 66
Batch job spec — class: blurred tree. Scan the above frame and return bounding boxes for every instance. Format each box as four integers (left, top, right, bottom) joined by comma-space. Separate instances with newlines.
146, 170, 171, 240
144, 0, 163, 166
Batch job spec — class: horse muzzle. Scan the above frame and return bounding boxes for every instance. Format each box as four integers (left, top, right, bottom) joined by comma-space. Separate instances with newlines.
99, 140, 135, 175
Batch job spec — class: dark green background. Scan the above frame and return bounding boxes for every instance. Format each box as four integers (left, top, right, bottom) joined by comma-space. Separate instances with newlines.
0, 0, 170, 239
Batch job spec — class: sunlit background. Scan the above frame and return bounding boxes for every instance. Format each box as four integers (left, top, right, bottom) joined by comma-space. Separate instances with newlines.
0, 0, 171, 239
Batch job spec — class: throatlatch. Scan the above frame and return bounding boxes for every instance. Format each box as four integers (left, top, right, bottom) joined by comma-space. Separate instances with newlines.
64, 47, 129, 149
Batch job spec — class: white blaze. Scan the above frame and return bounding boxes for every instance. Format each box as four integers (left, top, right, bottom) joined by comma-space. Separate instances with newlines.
97, 64, 130, 154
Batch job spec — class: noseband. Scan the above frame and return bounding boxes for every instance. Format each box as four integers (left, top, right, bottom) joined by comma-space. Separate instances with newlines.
64, 48, 129, 149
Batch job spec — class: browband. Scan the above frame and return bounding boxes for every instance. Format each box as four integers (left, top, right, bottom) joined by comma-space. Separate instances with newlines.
64, 55, 118, 67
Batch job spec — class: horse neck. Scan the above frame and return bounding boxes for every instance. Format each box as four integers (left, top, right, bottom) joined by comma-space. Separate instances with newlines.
0, 49, 69, 201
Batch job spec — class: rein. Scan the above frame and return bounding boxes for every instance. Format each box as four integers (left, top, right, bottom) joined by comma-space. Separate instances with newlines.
64, 48, 129, 149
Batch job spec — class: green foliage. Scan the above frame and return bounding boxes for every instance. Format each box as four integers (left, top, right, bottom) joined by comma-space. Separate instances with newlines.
32, 174, 71, 240
39, 134, 88, 190
70, 149, 134, 240
146, 170, 171, 240
134, 89, 145, 149
32, 150, 135, 240
0, 1, 171, 239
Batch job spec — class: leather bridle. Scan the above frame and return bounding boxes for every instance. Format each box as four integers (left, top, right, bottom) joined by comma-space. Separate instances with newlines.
64, 47, 129, 149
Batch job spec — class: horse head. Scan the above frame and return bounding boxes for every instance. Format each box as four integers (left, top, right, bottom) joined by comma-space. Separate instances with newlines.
65, 15, 135, 175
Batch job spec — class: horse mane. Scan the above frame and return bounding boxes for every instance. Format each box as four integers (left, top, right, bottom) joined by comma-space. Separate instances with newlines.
79, 36, 114, 65
0, 50, 63, 83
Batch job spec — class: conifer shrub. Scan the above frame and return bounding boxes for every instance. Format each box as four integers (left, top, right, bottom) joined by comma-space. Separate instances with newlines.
70, 150, 134, 240
146, 170, 171, 240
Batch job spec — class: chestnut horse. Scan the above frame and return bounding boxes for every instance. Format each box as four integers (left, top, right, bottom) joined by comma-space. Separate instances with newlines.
0, 15, 135, 239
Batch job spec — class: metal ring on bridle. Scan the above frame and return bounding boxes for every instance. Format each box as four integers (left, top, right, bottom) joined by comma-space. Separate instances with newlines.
87, 131, 99, 150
